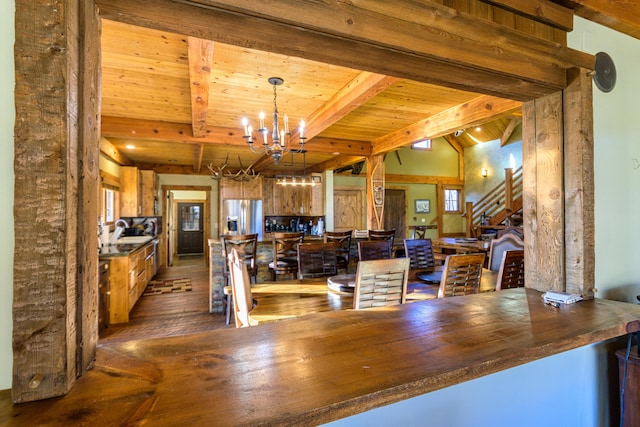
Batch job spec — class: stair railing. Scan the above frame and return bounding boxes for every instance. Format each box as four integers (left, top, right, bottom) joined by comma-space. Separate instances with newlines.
465, 166, 522, 237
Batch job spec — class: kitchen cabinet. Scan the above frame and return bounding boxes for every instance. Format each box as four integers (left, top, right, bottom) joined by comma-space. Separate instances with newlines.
263, 178, 275, 215
105, 240, 156, 324
271, 181, 324, 216
120, 167, 158, 217
220, 176, 263, 199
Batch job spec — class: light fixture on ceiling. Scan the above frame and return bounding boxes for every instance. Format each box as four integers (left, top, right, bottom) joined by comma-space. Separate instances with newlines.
241, 77, 306, 165
276, 151, 321, 186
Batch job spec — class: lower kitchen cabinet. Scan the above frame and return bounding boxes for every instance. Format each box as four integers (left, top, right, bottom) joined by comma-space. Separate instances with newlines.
105, 240, 156, 324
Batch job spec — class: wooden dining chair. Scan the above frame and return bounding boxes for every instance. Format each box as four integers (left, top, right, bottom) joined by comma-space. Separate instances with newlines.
297, 242, 338, 279
358, 240, 393, 261
228, 248, 258, 328
413, 226, 427, 239
487, 233, 524, 271
353, 257, 410, 309
269, 231, 304, 281
495, 250, 525, 290
324, 230, 352, 273
403, 238, 435, 271
438, 253, 485, 298
221, 233, 259, 324
368, 229, 396, 250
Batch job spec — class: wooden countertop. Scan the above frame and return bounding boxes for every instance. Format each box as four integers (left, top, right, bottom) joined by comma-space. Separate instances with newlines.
4, 289, 640, 426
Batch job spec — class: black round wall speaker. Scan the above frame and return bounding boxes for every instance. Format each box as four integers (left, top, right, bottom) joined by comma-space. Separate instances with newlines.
593, 52, 616, 93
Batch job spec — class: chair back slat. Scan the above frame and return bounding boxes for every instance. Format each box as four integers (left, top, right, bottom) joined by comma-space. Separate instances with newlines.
403, 238, 435, 270
369, 229, 396, 251
495, 250, 525, 290
297, 242, 338, 279
438, 253, 485, 298
358, 240, 392, 261
353, 258, 410, 309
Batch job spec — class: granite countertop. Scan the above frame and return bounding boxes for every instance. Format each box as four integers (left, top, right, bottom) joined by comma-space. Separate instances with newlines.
98, 236, 157, 258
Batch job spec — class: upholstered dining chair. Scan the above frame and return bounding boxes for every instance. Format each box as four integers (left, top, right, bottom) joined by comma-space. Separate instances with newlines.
353, 257, 410, 309
221, 233, 258, 325
228, 248, 258, 328
358, 240, 393, 261
297, 242, 338, 279
269, 231, 304, 281
403, 238, 435, 271
487, 234, 524, 271
495, 249, 525, 290
438, 253, 486, 298
324, 230, 352, 273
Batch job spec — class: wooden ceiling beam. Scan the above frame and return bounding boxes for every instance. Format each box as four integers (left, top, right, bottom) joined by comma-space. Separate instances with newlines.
481, 0, 573, 31
385, 174, 463, 185
101, 116, 371, 156
95, 0, 594, 101
552, 0, 640, 40
501, 117, 521, 146
293, 72, 399, 141
99, 136, 133, 166
308, 155, 365, 174
193, 144, 205, 173
371, 96, 522, 155
187, 37, 214, 138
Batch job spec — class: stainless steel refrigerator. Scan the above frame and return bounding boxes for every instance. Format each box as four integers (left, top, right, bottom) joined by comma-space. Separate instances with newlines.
222, 199, 263, 240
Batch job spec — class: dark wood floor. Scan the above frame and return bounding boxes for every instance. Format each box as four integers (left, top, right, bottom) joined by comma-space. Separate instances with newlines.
98, 255, 231, 345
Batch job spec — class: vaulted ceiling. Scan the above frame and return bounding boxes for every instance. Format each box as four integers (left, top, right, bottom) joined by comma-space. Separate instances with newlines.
99, 18, 522, 177
98, 0, 640, 177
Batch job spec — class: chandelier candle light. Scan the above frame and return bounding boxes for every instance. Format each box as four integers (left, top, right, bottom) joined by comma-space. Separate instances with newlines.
242, 77, 306, 164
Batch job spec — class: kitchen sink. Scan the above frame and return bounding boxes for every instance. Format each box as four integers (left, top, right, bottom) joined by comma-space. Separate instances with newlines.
114, 236, 154, 244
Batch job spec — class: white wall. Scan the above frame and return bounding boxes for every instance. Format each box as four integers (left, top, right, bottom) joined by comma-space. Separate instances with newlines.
567, 18, 640, 304
0, 0, 14, 390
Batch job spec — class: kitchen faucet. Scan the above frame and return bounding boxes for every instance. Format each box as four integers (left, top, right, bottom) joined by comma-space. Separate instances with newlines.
110, 219, 129, 244
115, 219, 128, 228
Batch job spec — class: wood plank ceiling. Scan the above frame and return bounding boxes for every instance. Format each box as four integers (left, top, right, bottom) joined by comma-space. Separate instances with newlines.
99, 0, 640, 177
100, 18, 522, 177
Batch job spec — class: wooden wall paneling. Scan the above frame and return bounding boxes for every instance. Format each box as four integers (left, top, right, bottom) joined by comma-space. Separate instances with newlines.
13, 0, 90, 402
563, 68, 595, 298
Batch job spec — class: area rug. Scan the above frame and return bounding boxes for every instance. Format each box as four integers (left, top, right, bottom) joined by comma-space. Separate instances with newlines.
144, 278, 192, 295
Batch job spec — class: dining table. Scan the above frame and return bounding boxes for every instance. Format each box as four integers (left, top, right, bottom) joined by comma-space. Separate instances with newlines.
244, 267, 499, 324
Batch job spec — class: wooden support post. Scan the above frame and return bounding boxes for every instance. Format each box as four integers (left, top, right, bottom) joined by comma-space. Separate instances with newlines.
563, 68, 595, 298
466, 201, 474, 238
366, 155, 385, 231
505, 168, 514, 212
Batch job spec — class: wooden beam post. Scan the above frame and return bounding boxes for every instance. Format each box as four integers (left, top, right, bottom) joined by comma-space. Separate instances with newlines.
366, 155, 385, 231
563, 68, 595, 297
13, 0, 100, 402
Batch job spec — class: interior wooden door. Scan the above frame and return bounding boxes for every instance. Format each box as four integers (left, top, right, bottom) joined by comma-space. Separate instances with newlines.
384, 189, 407, 242
177, 202, 204, 255
333, 188, 364, 232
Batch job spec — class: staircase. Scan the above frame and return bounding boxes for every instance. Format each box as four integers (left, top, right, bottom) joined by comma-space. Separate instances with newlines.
465, 166, 523, 237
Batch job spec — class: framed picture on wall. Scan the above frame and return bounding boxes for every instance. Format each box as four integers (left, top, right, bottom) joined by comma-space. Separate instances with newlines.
415, 199, 430, 213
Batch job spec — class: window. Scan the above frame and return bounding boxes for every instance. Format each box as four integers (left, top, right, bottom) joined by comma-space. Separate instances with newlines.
444, 188, 462, 213
101, 188, 119, 223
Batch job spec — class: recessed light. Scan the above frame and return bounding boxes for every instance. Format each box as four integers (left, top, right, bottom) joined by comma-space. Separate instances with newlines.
125, 144, 136, 149
332, 152, 340, 156
168, 159, 177, 163
475, 127, 482, 132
